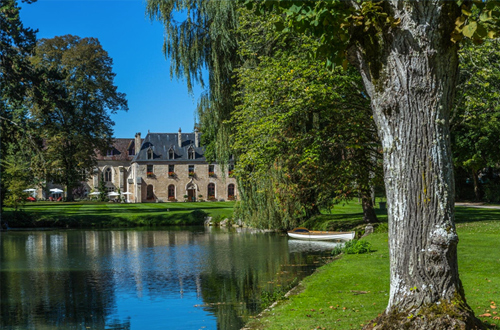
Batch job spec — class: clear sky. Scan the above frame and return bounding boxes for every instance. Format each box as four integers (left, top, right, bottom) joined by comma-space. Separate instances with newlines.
20, 0, 204, 138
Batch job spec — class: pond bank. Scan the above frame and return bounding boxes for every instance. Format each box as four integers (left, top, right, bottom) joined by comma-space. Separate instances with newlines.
244, 210, 500, 329
2, 201, 235, 229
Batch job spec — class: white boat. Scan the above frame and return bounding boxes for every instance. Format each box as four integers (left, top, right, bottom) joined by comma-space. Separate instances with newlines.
287, 227, 355, 241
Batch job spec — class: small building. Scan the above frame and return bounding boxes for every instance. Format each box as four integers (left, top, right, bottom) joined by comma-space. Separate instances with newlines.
88, 128, 237, 203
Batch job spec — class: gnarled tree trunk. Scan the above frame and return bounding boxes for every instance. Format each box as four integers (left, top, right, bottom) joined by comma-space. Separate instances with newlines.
350, 2, 482, 328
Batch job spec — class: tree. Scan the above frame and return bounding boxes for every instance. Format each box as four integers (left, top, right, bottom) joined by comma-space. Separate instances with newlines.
253, 0, 500, 328
451, 39, 500, 201
233, 9, 381, 229
146, 0, 240, 164
30, 35, 128, 201
0, 0, 39, 224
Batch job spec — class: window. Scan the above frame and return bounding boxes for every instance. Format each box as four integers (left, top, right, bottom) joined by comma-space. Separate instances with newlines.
169, 148, 175, 160
228, 164, 234, 177
147, 148, 153, 160
208, 164, 215, 177
129, 147, 135, 156
188, 165, 195, 177
208, 183, 215, 199
168, 185, 175, 199
168, 165, 175, 177
106, 186, 115, 193
106, 149, 114, 156
147, 185, 154, 200
228, 184, 235, 200
104, 168, 112, 182
147, 165, 154, 178
188, 147, 195, 160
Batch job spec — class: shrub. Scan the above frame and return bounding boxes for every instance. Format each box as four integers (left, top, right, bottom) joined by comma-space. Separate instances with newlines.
374, 222, 389, 233
188, 210, 208, 224
344, 239, 373, 254
483, 183, 500, 203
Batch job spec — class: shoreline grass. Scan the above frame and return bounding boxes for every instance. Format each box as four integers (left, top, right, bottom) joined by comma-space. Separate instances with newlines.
245, 206, 500, 329
3, 201, 236, 228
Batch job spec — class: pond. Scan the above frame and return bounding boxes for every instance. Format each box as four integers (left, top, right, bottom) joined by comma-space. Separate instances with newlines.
0, 227, 340, 330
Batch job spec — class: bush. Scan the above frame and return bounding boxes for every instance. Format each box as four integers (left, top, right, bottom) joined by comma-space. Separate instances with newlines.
188, 209, 208, 224
344, 239, 373, 254
483, 183, 500, 203
374, 222, 389, 233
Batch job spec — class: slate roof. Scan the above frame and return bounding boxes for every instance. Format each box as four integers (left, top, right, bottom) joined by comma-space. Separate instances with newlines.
132, 133, 206, 163
96, 138, 138, 161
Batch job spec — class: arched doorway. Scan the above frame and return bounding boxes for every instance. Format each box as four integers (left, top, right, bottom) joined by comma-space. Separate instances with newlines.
186, 182, 197, 202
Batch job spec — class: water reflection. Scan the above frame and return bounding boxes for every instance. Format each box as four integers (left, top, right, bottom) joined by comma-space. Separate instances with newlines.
0, 228, 333, 330
287, 239, 342, 253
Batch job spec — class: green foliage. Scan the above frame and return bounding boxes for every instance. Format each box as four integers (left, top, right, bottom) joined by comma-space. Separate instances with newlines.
232, 9, 381, 229
330, 239, 373, 257
146, 0, 240, 164
483, 182, 500, 203
98, 176, 108, 202
1, 153, 33, 210
451, 39, 500, 200
374, 222, 388, 233
30, 35, 128, 201
188, 209, 208, 224
343, 239, 373, 254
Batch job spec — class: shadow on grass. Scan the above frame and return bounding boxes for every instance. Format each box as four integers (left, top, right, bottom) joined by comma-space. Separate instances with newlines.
455, 207, 500, 223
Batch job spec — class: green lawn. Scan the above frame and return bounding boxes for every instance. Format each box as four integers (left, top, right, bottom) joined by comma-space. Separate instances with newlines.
246, 206, 500, 330
4, 201, 236, 228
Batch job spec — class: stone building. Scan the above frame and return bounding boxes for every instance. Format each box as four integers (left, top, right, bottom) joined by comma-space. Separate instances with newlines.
88, 129, 237, 203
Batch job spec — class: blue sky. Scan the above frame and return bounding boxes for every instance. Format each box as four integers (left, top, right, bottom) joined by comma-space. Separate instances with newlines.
20, 0, 204, 138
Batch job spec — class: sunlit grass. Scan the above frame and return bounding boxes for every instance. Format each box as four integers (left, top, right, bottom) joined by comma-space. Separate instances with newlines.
246, 207, 500, 329
4, 201, 236, 228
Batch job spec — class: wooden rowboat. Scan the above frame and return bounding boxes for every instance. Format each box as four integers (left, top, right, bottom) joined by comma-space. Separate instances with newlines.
287, 227, 355, 241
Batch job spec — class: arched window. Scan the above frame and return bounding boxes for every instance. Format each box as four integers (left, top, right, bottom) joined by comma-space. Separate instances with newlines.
188, 146, 195, 160
208, 183, 215, 199
228, 184, 235, 200
147, 185, 154, 200
168, 185, 175, 199
147, 148, 153, 160
104, 167, 112, 182
169, 148, 175, 160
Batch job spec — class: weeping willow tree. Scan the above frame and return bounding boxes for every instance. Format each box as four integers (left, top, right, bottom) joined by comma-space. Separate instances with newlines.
146, 0, 240, 163
232, 9, 381, 229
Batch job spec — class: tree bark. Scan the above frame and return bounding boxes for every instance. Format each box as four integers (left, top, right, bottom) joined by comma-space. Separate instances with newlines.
349, 2, 481, 328
361, 191, 378, 223
471, 169, 481, 202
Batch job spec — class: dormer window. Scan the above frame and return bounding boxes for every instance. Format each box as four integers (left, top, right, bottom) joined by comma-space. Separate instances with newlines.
147, 148, 153, 160
106, 149, 114, 157
188, 146, 195, 160
169, 148, 175, 160
129, 147, 135, 156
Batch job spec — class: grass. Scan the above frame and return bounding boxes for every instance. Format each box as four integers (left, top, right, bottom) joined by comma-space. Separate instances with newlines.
3, 201, 236, 228
246, 205, 500, 330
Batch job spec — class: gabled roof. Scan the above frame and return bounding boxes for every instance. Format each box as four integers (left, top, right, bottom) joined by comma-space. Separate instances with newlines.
132, 133, 205, 162
96, 138, 138, 161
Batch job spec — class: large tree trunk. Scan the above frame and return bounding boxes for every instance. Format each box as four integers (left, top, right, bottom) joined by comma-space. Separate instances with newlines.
350, 2, 481, 328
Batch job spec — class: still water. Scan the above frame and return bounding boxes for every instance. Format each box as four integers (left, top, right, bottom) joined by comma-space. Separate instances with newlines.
0, 227, 339, 330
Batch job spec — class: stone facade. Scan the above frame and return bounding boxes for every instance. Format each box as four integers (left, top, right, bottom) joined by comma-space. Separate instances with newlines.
87, 129, 238, 203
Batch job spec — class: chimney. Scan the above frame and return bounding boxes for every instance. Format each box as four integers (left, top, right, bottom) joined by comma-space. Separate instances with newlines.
195, 128, 199, 148
178, 128, 182, 147
135, 132, 141, 155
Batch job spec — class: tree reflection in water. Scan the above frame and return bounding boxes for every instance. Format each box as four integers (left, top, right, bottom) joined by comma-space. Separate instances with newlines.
0, 228, 332, 330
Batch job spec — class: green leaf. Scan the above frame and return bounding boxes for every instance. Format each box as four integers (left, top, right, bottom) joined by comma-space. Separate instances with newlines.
463, 21, 478, 38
